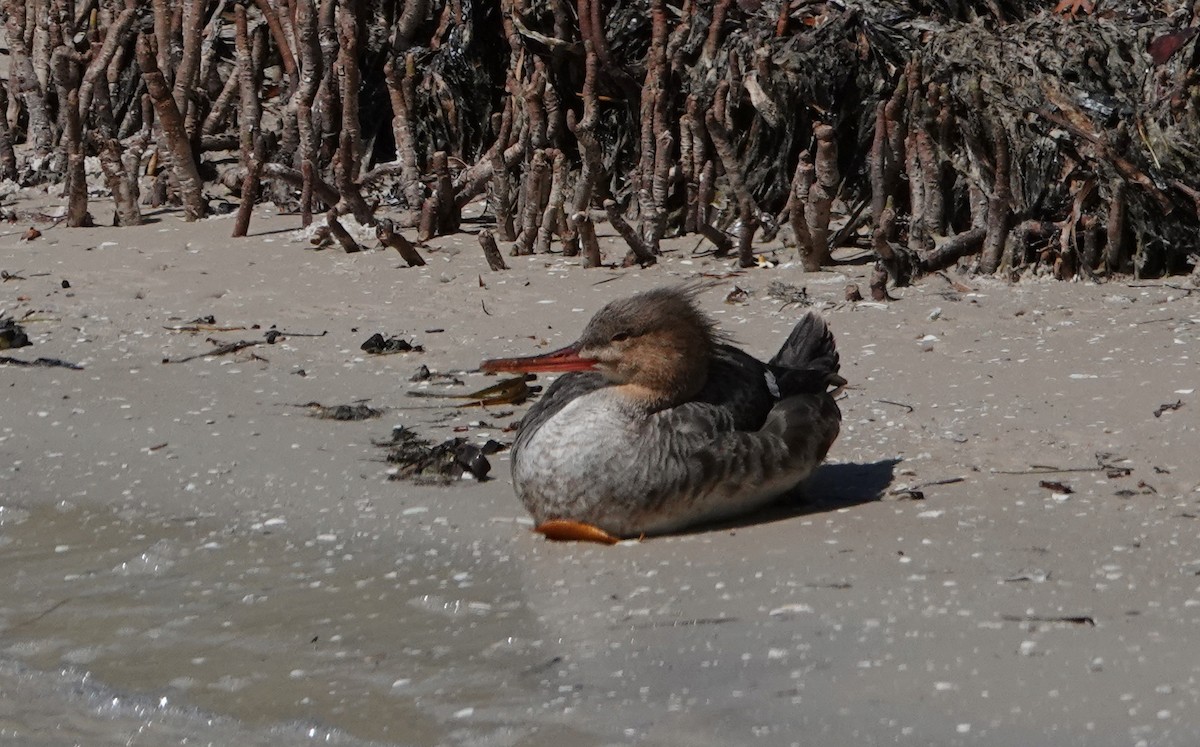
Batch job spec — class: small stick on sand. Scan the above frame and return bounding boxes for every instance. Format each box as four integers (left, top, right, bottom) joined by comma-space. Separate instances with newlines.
163, 340, 261, 364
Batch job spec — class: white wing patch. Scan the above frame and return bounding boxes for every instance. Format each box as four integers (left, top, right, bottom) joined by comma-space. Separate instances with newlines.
764, 369, 780, 398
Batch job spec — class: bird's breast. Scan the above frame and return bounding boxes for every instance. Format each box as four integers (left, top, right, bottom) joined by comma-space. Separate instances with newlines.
515, 391, 638, 482
511, 390, 653, 520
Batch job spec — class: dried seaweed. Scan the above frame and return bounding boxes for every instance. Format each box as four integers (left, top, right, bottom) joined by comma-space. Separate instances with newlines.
766, 280, 811, 306
0, 317, 31, 350
301, 402, 384, 421
379, 427, 499, 483
0, 356, 83, 370
163, 340, 261, 364
406, 375, 534, 407
361, 334, 424, 354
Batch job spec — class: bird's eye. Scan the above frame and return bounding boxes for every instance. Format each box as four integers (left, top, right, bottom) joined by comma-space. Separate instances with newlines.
611, 331, 631, 343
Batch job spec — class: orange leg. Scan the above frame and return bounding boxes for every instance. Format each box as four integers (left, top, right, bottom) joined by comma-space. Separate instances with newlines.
534, 520, 621, 545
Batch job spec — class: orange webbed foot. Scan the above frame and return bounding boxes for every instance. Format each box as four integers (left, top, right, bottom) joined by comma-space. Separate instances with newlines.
534, 520, 621, 545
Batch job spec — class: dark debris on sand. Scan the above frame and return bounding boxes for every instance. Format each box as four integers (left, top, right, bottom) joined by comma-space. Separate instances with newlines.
766, 281, 811, 306
0, 317, 31, 350
379, 427, 501, 484
301, 402, 385, 421
361, 334, 424, 355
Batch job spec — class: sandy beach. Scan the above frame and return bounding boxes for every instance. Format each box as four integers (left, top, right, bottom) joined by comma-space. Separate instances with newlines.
2, 203, 1199, 745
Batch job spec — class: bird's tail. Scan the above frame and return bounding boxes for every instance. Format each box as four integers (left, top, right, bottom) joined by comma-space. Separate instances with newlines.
768, 312, 844, 394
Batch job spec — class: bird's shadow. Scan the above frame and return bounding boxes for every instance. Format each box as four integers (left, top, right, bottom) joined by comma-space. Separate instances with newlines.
690, 458, 901, 535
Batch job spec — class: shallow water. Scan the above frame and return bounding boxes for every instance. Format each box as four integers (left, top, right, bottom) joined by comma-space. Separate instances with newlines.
0, 657, 379, 746
0, 502, 589, 746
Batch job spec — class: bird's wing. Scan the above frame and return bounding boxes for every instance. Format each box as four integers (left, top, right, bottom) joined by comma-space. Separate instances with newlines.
647, 395, 838, 488
630, 394, 840, 532
694, 345, 778, 430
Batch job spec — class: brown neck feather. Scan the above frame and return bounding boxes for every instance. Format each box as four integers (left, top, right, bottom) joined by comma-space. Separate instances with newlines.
616, 328, 711, 410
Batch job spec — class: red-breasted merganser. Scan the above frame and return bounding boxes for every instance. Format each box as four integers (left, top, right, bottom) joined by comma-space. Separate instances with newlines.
480, 286, 843, 543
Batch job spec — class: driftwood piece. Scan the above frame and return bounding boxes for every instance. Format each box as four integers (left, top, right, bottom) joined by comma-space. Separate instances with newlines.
263, 162, 339, 208
604, 200, 656, 267
164, 340, 262, 365
919, 228, 986, 273
698, 222, 733, 257
478, 229, 509, 271
377, 219, 425, 266
326, 210, 362, 253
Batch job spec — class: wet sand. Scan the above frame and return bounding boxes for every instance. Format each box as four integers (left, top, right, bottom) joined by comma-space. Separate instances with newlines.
2, 205, 1199, 745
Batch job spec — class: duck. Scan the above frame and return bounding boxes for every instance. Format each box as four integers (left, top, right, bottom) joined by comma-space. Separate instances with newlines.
480, 285, 844, 543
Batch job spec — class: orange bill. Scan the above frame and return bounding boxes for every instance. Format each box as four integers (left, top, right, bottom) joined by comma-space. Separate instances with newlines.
480, 344, 597, 374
